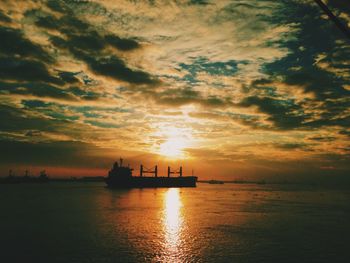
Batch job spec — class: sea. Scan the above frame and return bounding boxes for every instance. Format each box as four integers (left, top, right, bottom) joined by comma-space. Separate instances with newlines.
0, 182, 349, 263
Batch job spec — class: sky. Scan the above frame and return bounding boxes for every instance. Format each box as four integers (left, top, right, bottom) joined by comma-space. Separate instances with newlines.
0, 0, 349, 182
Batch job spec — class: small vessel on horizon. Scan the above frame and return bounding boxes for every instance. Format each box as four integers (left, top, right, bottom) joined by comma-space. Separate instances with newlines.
208, 180, 224, 184
106, 158, 197, 188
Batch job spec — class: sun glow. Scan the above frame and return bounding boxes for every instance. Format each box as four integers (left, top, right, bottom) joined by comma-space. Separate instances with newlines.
159, 137, 187, 158
156, 126, 193, 159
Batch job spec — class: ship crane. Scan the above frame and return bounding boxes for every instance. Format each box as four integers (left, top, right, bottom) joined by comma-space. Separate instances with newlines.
167, 166, 183, 177
139, 165, 158, 177
106, 158, 197, 188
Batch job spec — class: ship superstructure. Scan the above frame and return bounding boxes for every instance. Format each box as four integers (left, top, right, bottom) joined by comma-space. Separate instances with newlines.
106, 158, 197, 188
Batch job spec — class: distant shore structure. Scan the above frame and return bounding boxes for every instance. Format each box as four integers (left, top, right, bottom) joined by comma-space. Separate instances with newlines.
208, 180, 224, 184
0, 169, 49, 184
106, 158, 197, 188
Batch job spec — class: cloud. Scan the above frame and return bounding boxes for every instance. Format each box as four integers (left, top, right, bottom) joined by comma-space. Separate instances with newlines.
274, 143, 309, 150
0, 0, 349, 179
0, 58, 62, 84
105, 35, 140, 51
0, 26, 52, 62
0, 104, 62, 132
308, 136, 336, 142
0, 9, 11, 23
81, 55, 159, 85
46, 0, 70, 13
0, 81, 76, 101
152, 87, 232, 108
32, 11, 157, 85
57, 71, 80, 84
0, 139, 114, 168
238, 96, 305, 130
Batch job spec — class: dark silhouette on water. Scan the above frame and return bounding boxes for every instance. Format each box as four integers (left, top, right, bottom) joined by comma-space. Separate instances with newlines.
106, 158, 197, 188
207, 180, 224, 184
0, 169, 49, 184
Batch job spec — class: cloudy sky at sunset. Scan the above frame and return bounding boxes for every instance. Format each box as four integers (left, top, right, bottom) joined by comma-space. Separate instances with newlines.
0, 0, 349, 181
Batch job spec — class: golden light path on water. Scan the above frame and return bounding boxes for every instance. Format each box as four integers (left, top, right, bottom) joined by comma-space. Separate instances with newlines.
162, 188, 184, 261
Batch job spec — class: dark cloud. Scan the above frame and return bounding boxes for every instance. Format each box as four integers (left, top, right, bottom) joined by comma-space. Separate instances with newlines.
274, 143, 309, 150
303, 99, 350, 128
308, 136, 336, 142
305, 115, 350, 129
69, 48, 151, 86
238, 96, 305, 130
227, 112, 269, 129
69, 32, 105, 51
84, 120, 122, 129
57, 71, 80, 84
339, 130, 350, 137
0, 104, 60, 133
0, 81, 77, 101
155, 87, 231, 107
0, 26, 52, 62
0, 25, 71, 99
243, 1, 350, 131
67, 86, 100, 101
288, 2, 349, 90
189, 0, 211, 5
31, 9, 141, 54
283, 68, 349, 99
35, 15, 58, 29
58, 16, 89, 31
188, 111, 269, 129
21, 101, 78, 122
33, 10, 141, 51
20, 100, 80, 122
74, 53, 158, 85
0, 139, 112, 168
105, 35, 140, 51
178, 57, 240, 85
35, 12, 153, 85
0, 9, 11, 23
328, 0, 350, 13
0, 57, 62, 84
49, 35, 67, 48
25, 130, 42, 137
47, 22, 141, 53
0, 9, 154, 100
251, 78, 273, 86
31, 11, 89, 33
180, 57, 239, 76
46, 0, 71, 14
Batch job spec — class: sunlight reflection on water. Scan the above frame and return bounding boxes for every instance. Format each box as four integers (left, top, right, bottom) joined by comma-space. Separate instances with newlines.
163, 188, 183, 250
159, 188, 185, 262
6, 183, 346, 263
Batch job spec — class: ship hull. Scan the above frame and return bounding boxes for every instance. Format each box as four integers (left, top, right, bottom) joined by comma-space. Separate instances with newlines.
106, 176, 197, 188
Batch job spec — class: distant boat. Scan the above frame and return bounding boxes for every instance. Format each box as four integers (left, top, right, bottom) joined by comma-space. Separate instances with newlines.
208, 180, 224, 184
106, 158, 197, 188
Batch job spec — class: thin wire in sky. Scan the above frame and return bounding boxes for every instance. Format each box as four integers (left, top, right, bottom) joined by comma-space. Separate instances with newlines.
314, 0, 350, 40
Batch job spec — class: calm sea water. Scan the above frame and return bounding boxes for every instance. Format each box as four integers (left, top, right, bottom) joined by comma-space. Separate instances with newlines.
0, 182, 349, 263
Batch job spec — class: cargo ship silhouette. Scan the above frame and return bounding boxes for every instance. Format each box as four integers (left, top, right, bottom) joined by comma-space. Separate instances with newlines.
106, 158, 197, 188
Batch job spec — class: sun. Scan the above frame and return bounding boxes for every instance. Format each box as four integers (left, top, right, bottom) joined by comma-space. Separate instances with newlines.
159, 137, 187, 158
152, 125, 193, 159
